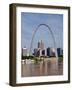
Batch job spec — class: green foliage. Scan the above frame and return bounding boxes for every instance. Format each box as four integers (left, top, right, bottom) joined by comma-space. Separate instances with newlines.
58, 57, 63, 61
22, 56, 34, 59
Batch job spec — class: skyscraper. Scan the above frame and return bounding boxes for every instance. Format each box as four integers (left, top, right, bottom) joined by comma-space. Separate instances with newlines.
38, 40, 44, 50
57, 48, 63, 56
47, 48, 51, 56
38, 41, 40, 48
41, 40, 44, 50
34, 48, 38, 56
47, 48, 56, 57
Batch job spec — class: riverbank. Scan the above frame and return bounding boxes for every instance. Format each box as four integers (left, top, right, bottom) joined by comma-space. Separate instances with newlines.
21, 57, 63, 64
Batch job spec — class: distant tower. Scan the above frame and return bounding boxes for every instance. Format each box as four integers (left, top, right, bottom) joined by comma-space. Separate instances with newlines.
34, 48, 38, 56
37, 40, 46, 56
41, 40, 44, 50
38, 40, 44, 50
22, 47, 27, 56
47, 48, 51, 56
38, 41, 40, 48
57, 48, 63, 56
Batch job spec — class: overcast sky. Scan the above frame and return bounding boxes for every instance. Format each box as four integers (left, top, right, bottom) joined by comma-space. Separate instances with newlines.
21, 12, 63, 52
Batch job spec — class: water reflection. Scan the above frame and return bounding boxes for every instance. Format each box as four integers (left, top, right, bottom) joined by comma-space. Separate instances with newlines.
21, 58, 63, 77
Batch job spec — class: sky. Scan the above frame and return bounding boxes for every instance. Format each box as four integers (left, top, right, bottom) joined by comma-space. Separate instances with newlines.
21, 12, 63, 53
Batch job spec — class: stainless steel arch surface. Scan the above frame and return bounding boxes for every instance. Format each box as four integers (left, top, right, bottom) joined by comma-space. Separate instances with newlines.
29, 24, 58, 59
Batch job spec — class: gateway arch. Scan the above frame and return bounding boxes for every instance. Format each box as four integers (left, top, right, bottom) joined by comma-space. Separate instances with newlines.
29, 24, 58, 59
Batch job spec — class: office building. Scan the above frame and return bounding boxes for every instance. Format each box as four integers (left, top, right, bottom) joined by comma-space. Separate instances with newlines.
38, 40, 44, 50
47, 48, 55, 57
22, 47, 27, 56
34, 48, 38, 56
47, 48, 51, 56
51, 48, 55, 57
57, 48, 63, 56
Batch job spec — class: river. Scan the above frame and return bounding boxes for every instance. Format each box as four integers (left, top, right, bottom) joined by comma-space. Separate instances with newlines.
21, 58, 63, 77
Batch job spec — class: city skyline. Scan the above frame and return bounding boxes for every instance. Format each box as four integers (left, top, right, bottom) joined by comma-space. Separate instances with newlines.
22, 40, 63, 57
21, 12, 63, 52
22, 40, 63, 56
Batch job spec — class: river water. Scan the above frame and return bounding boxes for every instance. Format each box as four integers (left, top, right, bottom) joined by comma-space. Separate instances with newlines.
21, 58, 63, 77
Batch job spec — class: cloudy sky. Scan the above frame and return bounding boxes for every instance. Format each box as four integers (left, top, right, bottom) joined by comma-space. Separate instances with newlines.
21, 12, 63, 52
